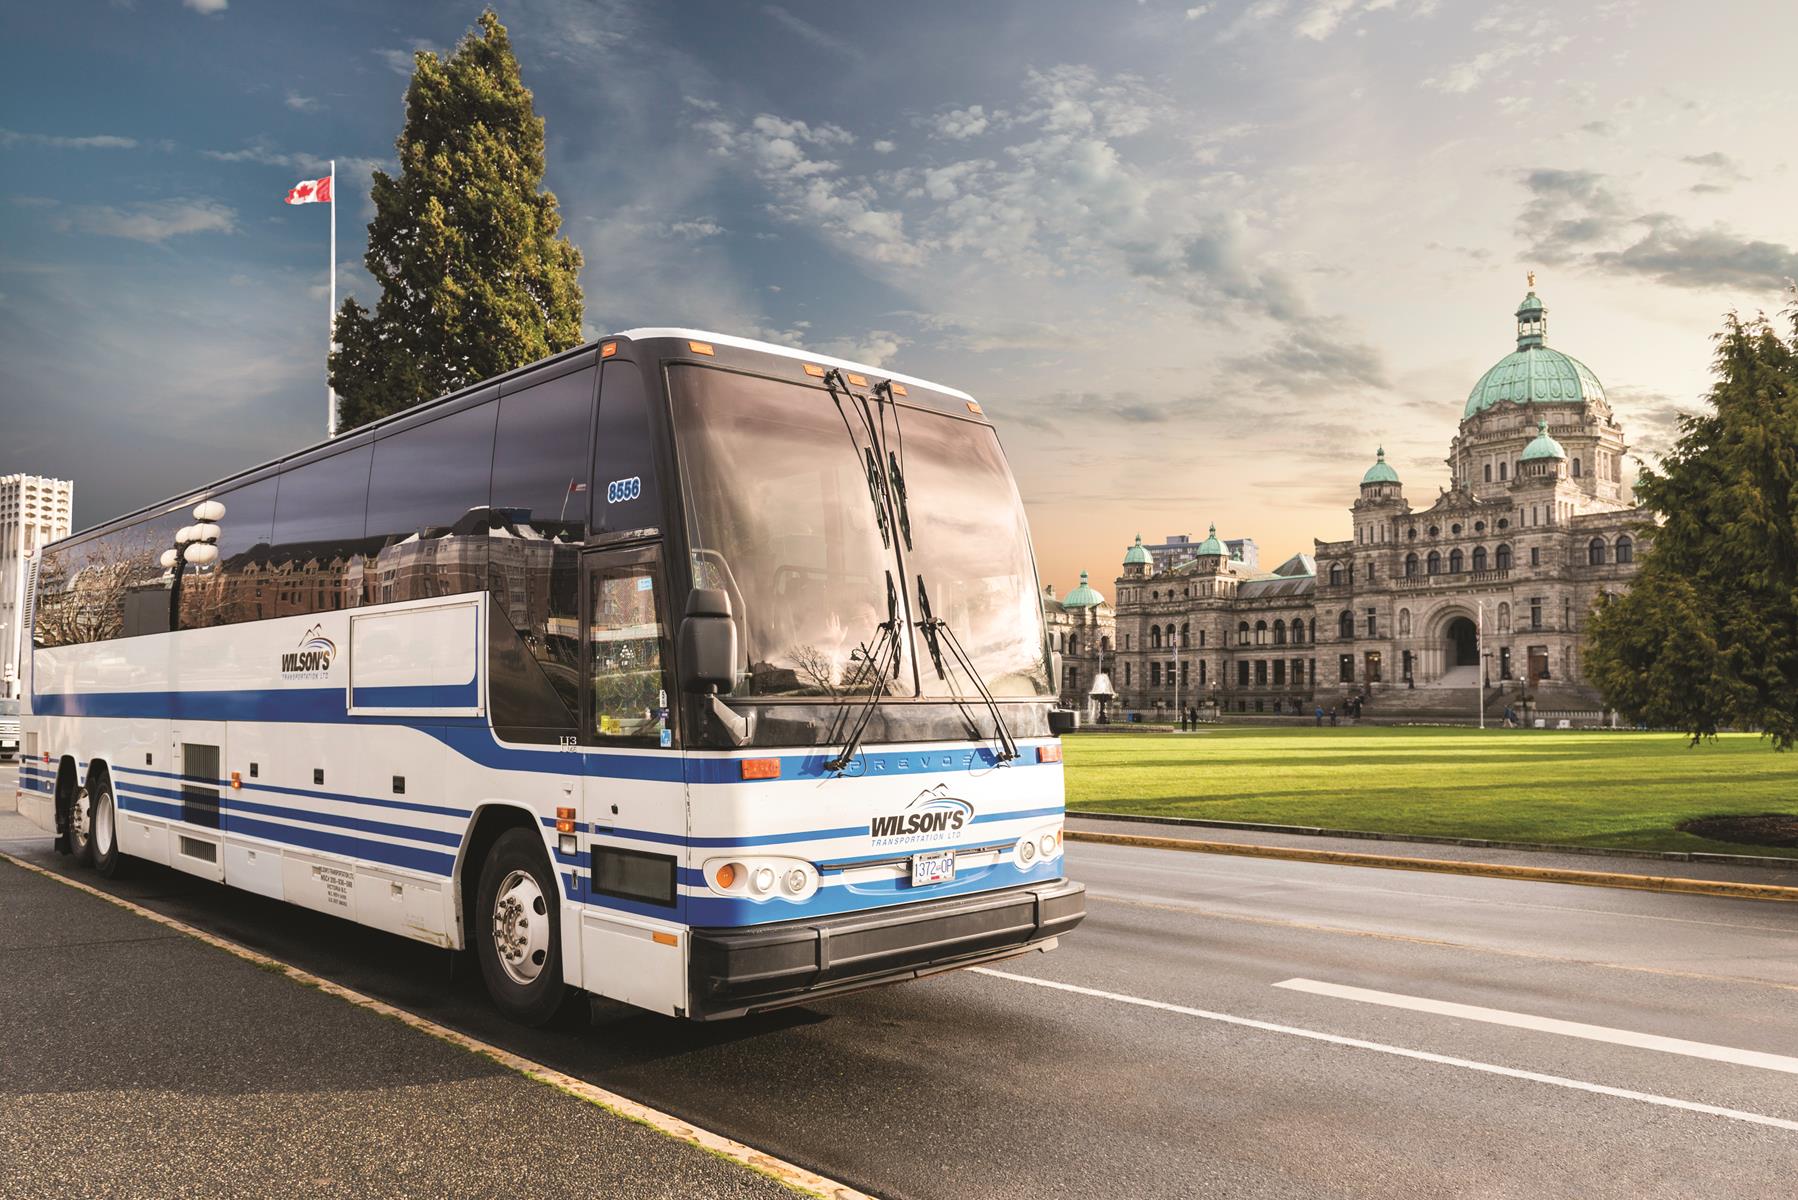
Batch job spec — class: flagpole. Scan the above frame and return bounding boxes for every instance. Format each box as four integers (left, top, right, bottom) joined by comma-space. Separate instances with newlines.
327, 159, 337, 438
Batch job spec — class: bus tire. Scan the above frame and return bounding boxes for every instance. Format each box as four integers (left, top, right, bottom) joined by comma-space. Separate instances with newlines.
90, 773, 125, 879
67, 786, 94, 867
474, 828, 568, 1026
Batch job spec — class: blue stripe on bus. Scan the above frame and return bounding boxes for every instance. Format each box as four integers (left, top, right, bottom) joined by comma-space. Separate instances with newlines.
113, 764, 472, 819
351, 677, 478, 710
115, 781, 462, 848
31, 687, 1047, 785
114, 792, 457, 876
546, 804, 1063, 851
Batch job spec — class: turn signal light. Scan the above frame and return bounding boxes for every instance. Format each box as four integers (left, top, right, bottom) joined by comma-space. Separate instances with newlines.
230, 772, 242, 790
1036, 744, 1063, 764
716, 863, 738, 888
740, 758, 781, 780
689, 340, 715, 356
652, 931, 679, 947
555, 805, 576, 834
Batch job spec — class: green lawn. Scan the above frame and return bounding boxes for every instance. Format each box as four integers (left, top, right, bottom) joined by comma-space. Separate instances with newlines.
1063, 727, 1798, 858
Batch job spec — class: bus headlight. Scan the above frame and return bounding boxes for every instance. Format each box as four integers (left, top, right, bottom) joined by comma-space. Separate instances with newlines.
703, 855, 819, 902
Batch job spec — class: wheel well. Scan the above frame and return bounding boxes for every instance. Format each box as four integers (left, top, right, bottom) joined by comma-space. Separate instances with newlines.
85, 759, 112, 796
457, 805, 544, 949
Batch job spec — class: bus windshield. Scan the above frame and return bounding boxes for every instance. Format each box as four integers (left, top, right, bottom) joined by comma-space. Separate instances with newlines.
671, 364, 1050, 701
673, 365, 911, 698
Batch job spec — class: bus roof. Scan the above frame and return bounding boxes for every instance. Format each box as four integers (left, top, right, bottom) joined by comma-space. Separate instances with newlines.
44, 329, 979, 549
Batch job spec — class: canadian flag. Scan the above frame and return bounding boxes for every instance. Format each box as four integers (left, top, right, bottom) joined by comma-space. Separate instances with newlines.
285, 175, 333, 205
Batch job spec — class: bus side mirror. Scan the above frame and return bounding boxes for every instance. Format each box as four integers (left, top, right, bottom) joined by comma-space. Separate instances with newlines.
678, 588, 737, 694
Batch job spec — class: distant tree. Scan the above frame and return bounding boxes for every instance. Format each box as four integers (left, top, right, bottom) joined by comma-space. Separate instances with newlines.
329, 9, 584, 429
1587, 307, 1798, 749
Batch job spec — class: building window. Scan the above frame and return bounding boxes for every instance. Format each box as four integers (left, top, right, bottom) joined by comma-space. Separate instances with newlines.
1274, 659, 1286, 686
1499, 462, 1508, 481
1329, 563, 1342, 586
1238, 621, 1250, 646
1427, 551, 1441, 575
1338, 654, 1354, 683
1483, 463, 1492, 482
1495, 543, 1512, 570
1531, 597, 1543, 630
1256, 660, 1268, 686
1255, 620, 1268, 645
1616, 536, 1633, 564
1274, 619, 1286, 645
1065, 666, 1079, 694
1338, 610, 1354, 639
1573, 457, 1582, 477
1366, 608, 1377, 637
1472, 546, 1488, 572
1531, 546, 1541, 567
1199, 630, 1206, 647
1123, 662, 1131, 685
1124, 633, 1131, 650
1404, 552, 1418, 577
1588, 537, 1606, 566
1151, 626, 1162, 649
1181, 660, 1190, 687
1367, 561, 1376, 583
1449, 548, 1464, 573
1199, 660, 1207, 686
1238, 661, 1250, 687
1180, 622, 1189, 647
1151, 662, 1161, 686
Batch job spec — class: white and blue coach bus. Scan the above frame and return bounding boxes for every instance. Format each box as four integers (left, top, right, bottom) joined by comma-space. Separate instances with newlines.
17, 331, 1084, 1023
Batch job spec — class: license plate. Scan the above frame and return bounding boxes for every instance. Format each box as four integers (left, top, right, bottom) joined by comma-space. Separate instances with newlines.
911, 850, 956, 886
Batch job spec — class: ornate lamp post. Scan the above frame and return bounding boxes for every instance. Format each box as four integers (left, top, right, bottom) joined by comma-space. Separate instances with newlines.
160, 499, 225, 630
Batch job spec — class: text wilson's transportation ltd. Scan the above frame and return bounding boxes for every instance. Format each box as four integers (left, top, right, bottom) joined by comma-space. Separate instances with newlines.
17, 330, 1084, 1023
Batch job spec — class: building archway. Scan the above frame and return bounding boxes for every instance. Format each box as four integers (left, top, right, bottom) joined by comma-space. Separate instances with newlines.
1445, 616, 1479, 667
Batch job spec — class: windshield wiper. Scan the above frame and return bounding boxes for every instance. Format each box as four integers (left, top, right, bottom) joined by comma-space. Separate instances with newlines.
915, 575, 1019, 763
873, 380, 913, 551
824, 368, 892, 549
822, 570, 903, 773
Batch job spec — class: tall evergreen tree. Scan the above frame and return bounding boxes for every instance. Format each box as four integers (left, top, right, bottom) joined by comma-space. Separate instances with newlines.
1587, 306, 1798, 748
329, 9, 584, 428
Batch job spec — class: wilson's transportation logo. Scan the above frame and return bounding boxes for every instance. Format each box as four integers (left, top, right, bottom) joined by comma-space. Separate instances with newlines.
870, 785, 973, 846
281, 627, 336, 678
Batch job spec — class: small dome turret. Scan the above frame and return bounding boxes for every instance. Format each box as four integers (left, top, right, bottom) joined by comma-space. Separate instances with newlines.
1062, 570, 1104, 609
1194, 523, 1225, 557
1361, 447, 1399, 486
1123, 533, 1151, 566
1521, 418, 1567, 462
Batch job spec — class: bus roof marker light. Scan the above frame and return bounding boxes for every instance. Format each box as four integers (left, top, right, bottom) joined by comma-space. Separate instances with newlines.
601, 342, 617, 358
890, 383, 907, 396
846, 373, 868, 387
1036, 744, 1062, 764
740, 758, 781, 780
966, 400, 984, 415
688, 341, 715, 356
803, 363, 826, 378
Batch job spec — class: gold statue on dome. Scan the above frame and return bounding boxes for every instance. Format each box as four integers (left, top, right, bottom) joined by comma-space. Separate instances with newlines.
1527, 270, 1536, 288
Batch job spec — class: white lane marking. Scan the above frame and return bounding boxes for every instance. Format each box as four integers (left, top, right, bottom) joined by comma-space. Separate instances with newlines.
1274, 978, 1798, 1075
1071, 845, 1798, 933
970, 967, 1798, 1135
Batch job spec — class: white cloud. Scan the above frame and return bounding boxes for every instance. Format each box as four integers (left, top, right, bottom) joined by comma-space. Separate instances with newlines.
1184, 5, 1213, 19
761, 5, 857, 56
934, 106, 992, 140
58, 199, 237, 243
183, 0, 228, 13
1295, 0, 1360, 40
872, 139, 896, 154
284, 92, 319, 113
0, 128, 138, 150
664, 219, 725, 239
374, 42, 444, 76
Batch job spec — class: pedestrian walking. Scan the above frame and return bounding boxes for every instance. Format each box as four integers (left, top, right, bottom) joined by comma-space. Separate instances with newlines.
1314, 705, 1324, 727
1329, 706, 1338, 727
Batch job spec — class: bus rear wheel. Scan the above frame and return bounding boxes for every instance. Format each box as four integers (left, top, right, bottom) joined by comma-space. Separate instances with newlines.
90, 780, 124, 878
474, 828, 568, 1026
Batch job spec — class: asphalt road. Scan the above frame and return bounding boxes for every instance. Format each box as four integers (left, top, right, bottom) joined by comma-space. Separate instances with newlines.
6, 761, 1796, 1199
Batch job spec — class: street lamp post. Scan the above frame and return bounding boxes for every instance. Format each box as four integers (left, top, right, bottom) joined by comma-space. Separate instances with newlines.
161, 500, 226, 630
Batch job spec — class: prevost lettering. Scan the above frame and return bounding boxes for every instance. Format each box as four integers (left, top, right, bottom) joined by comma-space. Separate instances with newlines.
870, 809, 967, 838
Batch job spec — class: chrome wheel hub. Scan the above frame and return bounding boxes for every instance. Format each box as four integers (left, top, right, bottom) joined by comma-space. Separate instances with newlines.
70, 789, 91, 853
491, 869, 550, 986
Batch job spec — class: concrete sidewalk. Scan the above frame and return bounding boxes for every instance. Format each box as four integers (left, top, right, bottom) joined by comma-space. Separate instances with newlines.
0, 853, 798, 1199
1066, 813, 1798, 888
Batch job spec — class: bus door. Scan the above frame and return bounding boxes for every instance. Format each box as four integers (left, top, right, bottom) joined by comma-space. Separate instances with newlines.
578, 545, 686, 1010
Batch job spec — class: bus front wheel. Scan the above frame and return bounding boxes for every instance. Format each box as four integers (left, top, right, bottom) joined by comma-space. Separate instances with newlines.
474, 828, 568, 1025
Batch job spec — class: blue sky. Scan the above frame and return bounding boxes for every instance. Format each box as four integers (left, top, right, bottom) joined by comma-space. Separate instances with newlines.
3, 0, 1795, 591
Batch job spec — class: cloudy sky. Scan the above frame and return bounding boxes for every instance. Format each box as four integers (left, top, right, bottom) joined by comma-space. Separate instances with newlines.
3, 0, 1795, 592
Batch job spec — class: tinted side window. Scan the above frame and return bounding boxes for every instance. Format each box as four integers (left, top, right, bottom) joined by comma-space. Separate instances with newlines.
183, 476, 279, 629
365, 399, 497, 606
593, 360, 661, 541
270, 444, 373, 618
488, 366, 594, 739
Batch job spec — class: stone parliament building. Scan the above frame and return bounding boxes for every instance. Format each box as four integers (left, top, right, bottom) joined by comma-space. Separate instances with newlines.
1044, 284, 1653, 722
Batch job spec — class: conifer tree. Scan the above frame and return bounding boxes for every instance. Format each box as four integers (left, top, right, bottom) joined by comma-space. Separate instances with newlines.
1587, 307, 1798, 748
329, 9, 584, 428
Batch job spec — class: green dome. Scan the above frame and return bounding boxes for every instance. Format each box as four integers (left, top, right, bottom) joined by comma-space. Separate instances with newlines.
1521, 418, 1566, 461
1361, 446, 1399, 485
1123, 533, 1151, 566
1463, 288, 1606, 419
1194, 523, 1225, 557
1062, 570, 1104, 608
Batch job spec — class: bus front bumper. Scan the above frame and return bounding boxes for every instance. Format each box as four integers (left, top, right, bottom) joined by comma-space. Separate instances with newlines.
686, 877, 1086, 1020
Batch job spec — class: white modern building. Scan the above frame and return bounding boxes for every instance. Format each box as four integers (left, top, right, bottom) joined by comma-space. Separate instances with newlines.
2, 474, 73, 697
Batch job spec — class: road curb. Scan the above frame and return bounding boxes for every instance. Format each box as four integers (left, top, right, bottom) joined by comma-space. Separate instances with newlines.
1063, 830, 1798, 904
0, 851, 870, 1200
1068, 810, 1798, 871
